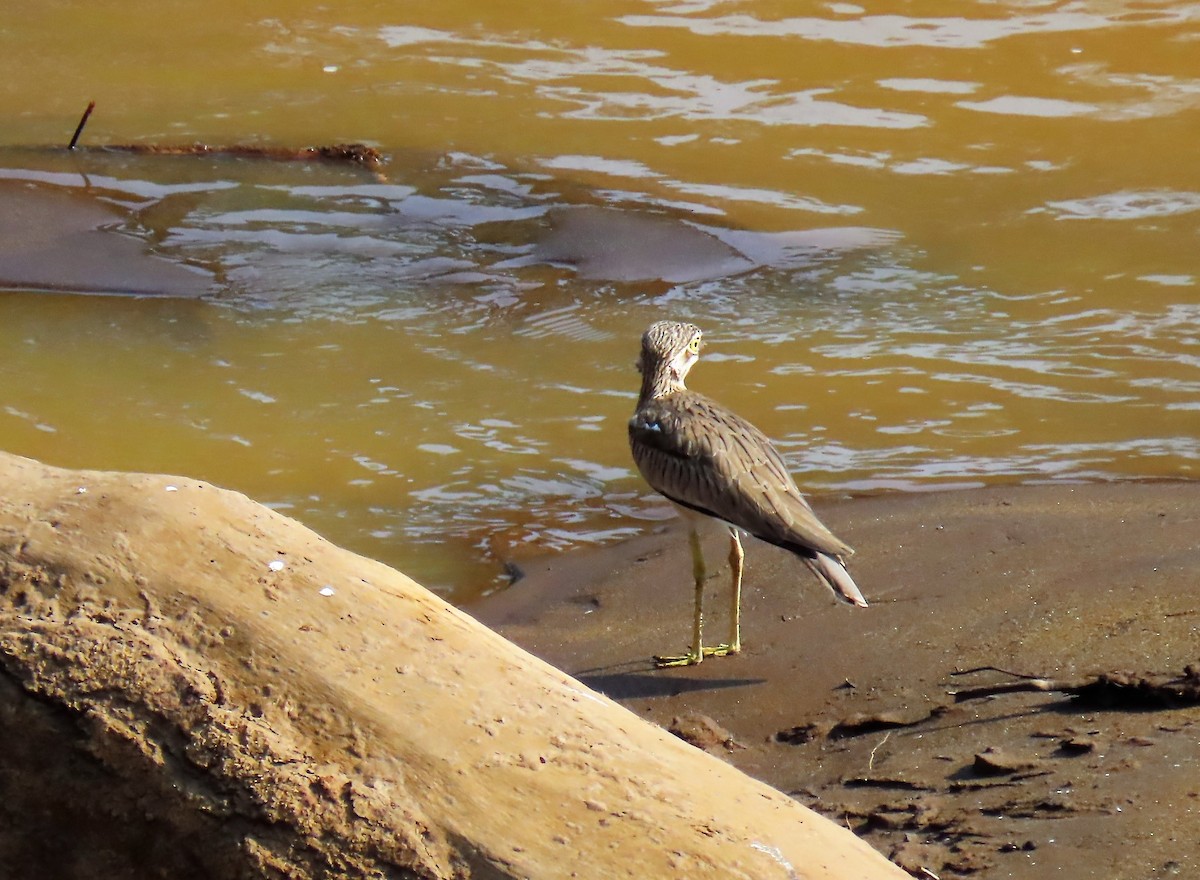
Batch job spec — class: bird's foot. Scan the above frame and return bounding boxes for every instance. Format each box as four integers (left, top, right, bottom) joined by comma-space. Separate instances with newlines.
653, 643, 739, 668
705, 642, 740, 658
654, 651, 702, 668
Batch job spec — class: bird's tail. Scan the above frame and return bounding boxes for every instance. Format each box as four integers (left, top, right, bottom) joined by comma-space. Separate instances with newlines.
804, 552, 868, 608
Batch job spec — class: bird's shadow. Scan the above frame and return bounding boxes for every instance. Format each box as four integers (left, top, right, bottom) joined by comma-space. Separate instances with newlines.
574, 661, 765, 700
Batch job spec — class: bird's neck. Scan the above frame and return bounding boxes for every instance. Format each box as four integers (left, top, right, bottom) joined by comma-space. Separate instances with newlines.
638, 369, 686, 406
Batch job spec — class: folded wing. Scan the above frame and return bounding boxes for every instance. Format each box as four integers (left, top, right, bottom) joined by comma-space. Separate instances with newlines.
629, 391, 853, 561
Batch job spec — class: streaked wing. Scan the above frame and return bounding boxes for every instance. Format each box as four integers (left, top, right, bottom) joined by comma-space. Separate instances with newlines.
629, 391, 851, 558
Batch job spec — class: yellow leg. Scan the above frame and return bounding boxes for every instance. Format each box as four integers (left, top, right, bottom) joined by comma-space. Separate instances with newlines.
655, 528, 741, 667
655, 528, 707, 667
697, 529, 741, 658
725, 529, 743, 654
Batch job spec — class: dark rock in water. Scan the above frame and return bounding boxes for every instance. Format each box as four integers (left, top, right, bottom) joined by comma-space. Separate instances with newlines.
528, 206, 755, 283
0, 181, 213, 297
506, 205, 899, 285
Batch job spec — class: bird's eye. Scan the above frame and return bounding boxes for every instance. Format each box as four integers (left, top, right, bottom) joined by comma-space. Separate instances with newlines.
688, 337, 701, 353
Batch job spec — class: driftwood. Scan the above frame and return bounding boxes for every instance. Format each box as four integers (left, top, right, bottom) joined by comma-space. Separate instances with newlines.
89, 141, 385, 170
950, 665, 1200, 707
61, 100, 384, 171
0, 451, 907, 880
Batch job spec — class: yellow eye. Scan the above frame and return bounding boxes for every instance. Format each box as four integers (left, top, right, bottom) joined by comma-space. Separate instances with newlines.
688, 336, 701, 353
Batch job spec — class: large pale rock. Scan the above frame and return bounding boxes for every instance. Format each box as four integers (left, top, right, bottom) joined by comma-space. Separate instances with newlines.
0, 452, 905, 879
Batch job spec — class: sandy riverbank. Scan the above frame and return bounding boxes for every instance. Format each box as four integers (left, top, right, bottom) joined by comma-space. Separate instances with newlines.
472, 481, 1200, 879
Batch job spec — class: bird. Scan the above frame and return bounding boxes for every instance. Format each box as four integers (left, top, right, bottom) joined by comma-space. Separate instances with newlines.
628, 320, 867, 667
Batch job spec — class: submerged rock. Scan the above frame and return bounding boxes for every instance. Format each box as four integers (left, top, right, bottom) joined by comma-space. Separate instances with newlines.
0, 180, 213, 297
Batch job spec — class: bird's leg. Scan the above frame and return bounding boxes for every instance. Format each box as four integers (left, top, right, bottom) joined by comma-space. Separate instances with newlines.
719, 529, 744, 654
655, 527, 707, 667
698, 529, 742, 658
655, 528, 744, 666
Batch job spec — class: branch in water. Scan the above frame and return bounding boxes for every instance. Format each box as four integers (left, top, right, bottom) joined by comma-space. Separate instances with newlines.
95, 142, 385, 172
68, 101, 96, 150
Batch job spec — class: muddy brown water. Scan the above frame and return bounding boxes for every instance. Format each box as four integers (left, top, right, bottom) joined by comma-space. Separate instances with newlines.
1, 3, 1197, 600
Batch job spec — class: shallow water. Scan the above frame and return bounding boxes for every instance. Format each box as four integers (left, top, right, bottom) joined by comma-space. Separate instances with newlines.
1, 2, 1197, 600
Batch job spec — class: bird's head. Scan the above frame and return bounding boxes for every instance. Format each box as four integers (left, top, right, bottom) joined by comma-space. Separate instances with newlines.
636, 320, 703, 394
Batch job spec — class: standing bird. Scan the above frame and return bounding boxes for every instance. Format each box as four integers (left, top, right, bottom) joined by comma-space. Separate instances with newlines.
628, 320, 867, 667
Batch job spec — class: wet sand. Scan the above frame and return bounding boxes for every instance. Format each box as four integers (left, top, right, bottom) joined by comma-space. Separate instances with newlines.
472, 482, 1200, 879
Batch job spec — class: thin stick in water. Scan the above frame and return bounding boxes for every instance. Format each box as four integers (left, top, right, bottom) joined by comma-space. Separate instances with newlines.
68, 101, 96, 150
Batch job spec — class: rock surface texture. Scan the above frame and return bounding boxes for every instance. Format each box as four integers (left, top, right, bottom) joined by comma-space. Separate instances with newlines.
0, 452, 905, 880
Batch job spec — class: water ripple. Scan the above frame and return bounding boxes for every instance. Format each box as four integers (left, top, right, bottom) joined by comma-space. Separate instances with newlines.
618, 8, 1198, 49
372, 23, 927, 131
1035, 190, 1200, 221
